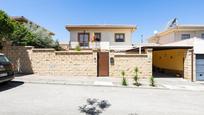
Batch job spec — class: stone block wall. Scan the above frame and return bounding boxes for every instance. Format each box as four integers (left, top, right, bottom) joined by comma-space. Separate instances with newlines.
1, 44, 97, 76
184, 49, 193, 80
109, 49, 152, 78
0, 44, 33, 73
0, 43, 152, 78
30, 50, 97, 76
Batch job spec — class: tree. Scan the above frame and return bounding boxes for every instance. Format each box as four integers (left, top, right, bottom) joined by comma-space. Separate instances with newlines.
9, 21, 35, 46
23, 22, 59, 49
0, 10, 62, 50
0, 10, 35, 46
0, 10, 15, 41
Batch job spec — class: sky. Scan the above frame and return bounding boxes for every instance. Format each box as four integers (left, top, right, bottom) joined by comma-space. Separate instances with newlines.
1, 0, 204, 43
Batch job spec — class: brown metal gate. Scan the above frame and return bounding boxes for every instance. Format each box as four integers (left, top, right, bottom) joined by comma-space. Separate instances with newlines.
97, 52, 109, 76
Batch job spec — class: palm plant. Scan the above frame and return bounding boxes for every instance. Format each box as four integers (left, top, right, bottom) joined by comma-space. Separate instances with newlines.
121, 71, 128, 86
133, 67, 141, 86
149, 76, 155, 87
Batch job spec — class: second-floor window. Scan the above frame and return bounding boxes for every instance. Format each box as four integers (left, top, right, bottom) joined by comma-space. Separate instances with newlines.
115, 33, 125, 42
78, 33, 89, 47
94, 33, 101, 41
181, 34, 190, 40
201, 33, 204, 39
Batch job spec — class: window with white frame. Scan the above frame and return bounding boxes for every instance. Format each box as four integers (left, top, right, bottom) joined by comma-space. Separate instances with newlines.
181, 34, 190, 40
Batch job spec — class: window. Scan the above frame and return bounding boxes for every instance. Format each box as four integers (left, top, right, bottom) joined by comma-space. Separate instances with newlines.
78, 33, 89, 47
94, 33, 101, 42
0, 55, 10, 63
181, 34, 190, 40
201, 33, 204, 39
115, 33, 125, 42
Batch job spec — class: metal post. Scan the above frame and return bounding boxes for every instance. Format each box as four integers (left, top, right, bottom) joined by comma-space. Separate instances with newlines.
139, 45, 141, 54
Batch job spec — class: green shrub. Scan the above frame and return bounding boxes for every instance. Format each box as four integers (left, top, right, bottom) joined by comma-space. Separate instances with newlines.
149, 76, 155, 87
122, 76, 128, 86
121, 70, 125, 77
75, 45, 81, 51
133, 67, 141, 86
53, 40, 63, 51
121, 71, 128, 86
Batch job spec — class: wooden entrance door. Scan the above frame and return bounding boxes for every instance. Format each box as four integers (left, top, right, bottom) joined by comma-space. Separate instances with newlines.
97, 52, 109, 76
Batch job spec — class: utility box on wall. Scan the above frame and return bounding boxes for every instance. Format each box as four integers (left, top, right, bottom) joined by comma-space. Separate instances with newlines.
110, 57, 114, 65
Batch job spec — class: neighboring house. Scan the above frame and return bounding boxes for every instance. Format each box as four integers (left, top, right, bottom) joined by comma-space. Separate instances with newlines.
148, 25, 204, 44
147, 24, 204, 81
12, 16, 55, 37
65, 25, 136, 51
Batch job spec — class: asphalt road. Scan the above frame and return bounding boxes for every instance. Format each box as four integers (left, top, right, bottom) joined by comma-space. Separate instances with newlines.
0, 81, 204, 115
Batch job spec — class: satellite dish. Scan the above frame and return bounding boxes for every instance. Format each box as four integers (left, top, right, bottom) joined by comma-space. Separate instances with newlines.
154, 30, 158, 34
165, 18, 178, 30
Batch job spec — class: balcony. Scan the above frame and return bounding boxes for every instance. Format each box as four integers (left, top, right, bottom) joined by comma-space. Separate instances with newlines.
70, 41, 133, 51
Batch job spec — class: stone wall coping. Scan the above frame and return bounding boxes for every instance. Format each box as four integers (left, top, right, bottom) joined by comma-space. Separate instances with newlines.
24, 46, 34, 48
32, 48, 55, 52
32, 48, 55, 50
114, 54, 148, 57
55, 51, 93, 53
55, 51, 93, 55
67, 50, 93, 53
24, 46, 34, 49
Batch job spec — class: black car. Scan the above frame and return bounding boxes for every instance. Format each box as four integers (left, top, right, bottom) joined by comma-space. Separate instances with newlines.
0, 53, 14, 83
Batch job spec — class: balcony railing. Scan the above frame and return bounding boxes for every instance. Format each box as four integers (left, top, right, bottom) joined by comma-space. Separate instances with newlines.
70, 41, 133, 51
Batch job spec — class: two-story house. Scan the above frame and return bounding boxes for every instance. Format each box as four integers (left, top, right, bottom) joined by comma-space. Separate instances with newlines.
148, 24, 204, 81
148, 25, 204, 44
66, 25, 136, 51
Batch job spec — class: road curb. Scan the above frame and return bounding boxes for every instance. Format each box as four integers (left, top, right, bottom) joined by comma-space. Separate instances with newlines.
13, 79, 171, 90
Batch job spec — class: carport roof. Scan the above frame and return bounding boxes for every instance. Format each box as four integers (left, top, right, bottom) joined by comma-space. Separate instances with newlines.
127, 38, 197, 52
162, 38, 194, 47
126, 45, 193, 52
142, 45, 193, 51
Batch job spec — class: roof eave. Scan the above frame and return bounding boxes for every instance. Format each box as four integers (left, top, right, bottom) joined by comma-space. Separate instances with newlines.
65, 25, 137, 31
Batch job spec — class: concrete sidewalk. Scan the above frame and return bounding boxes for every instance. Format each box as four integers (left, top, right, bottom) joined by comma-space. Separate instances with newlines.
13, 74, 204, 91
14, 74, 151, 87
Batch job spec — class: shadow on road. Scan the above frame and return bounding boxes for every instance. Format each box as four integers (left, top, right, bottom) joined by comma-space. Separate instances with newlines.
0, 81, 24, 92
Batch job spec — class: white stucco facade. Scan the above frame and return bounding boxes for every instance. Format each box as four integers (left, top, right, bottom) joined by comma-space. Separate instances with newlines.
149, 25, 204, 43
66, 25, 136, 50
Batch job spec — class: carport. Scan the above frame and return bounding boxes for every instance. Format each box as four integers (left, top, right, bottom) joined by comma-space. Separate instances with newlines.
127, 45, 193, 80
149, 46, 193, 78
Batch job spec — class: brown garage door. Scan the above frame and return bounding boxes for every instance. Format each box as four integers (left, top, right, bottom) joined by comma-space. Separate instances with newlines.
97, 52, 109, 76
